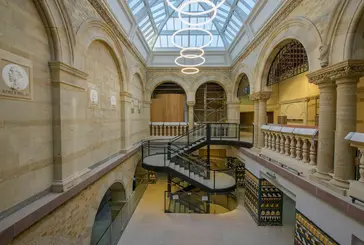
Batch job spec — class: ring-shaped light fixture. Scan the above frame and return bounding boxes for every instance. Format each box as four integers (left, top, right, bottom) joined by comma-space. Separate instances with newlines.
171, 28, 213, 49
181, 67, 200, 75
180, 47, 205, 58
175, 55, 206, 67
166, 0, 226, 16
178, 0, 217, 26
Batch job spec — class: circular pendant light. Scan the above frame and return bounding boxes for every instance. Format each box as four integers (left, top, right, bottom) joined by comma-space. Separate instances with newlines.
181, 67, 200, 75
166, 0, 226, 15
171, 28, 213, 49
178, 0, 217, 26
175, 55, 206, 67
180, 47, 205, 58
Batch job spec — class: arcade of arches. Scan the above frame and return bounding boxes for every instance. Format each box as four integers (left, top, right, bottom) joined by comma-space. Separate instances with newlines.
1, 0, 364, 245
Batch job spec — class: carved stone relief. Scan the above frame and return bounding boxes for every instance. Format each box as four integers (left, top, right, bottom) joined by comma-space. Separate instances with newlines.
0, 49, 32, 100
88, 87, 99, 108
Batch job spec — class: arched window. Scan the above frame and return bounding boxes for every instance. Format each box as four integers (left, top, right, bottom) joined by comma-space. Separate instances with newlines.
237, 74, 250, 98
267, 40, 309, 86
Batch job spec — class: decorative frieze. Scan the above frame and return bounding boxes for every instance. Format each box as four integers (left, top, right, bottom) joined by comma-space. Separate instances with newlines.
295, 210, 339, 245
250, 91, 272, 101
244, 170, 283, 226
307, 60, 364, 84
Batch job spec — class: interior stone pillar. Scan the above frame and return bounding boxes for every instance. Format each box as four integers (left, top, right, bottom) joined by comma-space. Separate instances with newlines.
307, 74, 337, 181
251, 92, 271, 148
143, 101, 152, 137
120, 92, 133, 151
250, 97, 260, 148
227, 101, 241, 124
49, 61, 88, 192
187, 101, 195, 129
330, 76, 360, 189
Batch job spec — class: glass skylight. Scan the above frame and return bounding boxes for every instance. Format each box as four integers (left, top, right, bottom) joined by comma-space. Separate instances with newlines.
124, 0, 257, 49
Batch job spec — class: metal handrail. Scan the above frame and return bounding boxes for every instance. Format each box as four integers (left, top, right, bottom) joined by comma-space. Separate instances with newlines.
170, 124, 206, 143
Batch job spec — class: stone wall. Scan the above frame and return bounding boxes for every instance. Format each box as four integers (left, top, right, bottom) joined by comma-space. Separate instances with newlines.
0, 0, 53, 213
9, 152, 141, 245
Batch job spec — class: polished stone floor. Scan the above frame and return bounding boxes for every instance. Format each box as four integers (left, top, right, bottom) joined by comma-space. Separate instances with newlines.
118, 179, 295, 245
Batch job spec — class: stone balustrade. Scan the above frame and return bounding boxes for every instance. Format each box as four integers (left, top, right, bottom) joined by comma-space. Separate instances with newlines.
150, 122, 188, 137
345, 132, 364, 203
260, 125, 318, 176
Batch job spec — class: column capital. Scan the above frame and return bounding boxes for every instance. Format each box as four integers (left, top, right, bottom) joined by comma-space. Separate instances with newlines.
120, 92, 133, 102
250, 91, 271, 101
187, 101, 195, 106
307, 59, 364, 85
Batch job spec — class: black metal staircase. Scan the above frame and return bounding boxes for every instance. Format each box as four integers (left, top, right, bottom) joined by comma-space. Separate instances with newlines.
142, 123, 253, 212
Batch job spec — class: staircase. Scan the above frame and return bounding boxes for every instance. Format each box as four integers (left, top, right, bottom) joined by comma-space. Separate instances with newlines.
142, 123, 253, 193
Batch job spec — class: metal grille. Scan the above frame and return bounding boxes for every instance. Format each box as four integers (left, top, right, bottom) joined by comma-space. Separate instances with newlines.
267, 40, 309, 86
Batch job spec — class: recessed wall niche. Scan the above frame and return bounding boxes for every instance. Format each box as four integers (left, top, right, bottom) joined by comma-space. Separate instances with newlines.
0, 49, 32, 100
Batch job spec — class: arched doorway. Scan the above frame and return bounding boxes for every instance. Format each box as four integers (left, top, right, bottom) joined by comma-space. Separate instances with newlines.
265, 39, 318, 126
236, 74, 253, 125
150, 82, 187, 136
91, 182, 126, 245
194, 82, 227, 123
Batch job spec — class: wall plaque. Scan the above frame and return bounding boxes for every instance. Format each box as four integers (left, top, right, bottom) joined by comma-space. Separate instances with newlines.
88, 87, 100, 108
0, 49, 32, 100
110, 95, 116, 108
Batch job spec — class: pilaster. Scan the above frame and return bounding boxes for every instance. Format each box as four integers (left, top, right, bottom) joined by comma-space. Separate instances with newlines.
49, 61, 89, 193
227, 101, 241, 124
120, 92, 133, 151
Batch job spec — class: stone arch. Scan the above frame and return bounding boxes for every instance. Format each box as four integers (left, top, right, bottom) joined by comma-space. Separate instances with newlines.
192, 75, 231, 102
130, 71, 146, 101
33, 0, 74, 64
86, 180, 128, 245
256, 17, 322, 92
147, 75, 190, 101
330, 0, 364, 62
74, 18, 128, 91
232, 63, 254, 102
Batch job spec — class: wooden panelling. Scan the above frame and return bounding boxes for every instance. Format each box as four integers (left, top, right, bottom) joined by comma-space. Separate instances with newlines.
151, 94, 185, 122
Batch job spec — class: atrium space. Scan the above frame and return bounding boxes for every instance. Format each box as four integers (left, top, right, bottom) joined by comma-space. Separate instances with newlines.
1, 0, 364, 245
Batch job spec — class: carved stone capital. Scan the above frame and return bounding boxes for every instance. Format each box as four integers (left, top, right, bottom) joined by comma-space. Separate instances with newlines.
250, 91, 271, 101
307, 60, 364, 85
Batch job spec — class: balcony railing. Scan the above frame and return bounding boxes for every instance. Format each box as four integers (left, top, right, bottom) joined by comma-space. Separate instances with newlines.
260, 125, 318, 176
150, 122, 188, 137
345, 132, 364, 204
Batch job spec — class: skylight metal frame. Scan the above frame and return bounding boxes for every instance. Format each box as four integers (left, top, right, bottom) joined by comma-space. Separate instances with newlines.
126, 0, 257, 49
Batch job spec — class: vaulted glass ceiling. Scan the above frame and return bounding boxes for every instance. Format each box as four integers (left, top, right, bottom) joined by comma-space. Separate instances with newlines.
126, 0, 257, 50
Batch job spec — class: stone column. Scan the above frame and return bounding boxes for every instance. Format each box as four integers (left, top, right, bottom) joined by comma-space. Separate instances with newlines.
120, 92, 133, 151
307, 74, 337, 181
251, 92, 271, 148
227, 101, 241, 124
187, 101, 195, 129
330, 76, 360, 189
251, 98, 260, 148
143, 101, 152, 137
